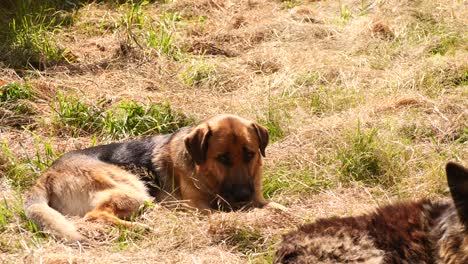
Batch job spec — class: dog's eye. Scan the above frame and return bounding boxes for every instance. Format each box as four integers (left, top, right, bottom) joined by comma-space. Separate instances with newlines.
244, 151, 255, 163
217, 153, 231, 166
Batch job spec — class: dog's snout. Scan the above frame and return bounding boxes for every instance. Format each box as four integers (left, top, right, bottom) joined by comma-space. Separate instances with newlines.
227, 184, 253, 202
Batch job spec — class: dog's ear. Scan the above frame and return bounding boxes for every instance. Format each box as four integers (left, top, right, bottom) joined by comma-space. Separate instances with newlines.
184, 125, 212, 165
446, 162, 468, 227
252, 123, 269, 157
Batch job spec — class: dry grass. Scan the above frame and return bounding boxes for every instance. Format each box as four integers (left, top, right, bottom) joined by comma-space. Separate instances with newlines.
0, 0, 467, 263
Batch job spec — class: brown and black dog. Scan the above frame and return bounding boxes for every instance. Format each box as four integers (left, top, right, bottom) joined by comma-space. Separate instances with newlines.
25, 114, 283, 241
275, 162, 468, 264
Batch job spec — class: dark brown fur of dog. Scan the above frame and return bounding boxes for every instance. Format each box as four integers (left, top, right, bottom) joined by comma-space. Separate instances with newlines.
24, 114, 272, 241
275, 162, 468, 264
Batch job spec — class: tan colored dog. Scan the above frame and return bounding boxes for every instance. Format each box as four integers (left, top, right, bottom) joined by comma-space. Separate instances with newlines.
25, 114, 283, 241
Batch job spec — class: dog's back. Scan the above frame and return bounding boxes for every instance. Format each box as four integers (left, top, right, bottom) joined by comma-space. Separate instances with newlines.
275, 162, 468, 264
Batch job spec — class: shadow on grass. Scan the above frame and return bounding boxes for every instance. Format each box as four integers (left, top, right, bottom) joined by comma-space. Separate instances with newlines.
0, 0, 155, 70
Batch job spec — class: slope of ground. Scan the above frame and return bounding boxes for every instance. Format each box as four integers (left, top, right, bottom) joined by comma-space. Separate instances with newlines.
0, 0, 467, 263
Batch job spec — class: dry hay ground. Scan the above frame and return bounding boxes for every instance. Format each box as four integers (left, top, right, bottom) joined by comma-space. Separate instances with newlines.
0, 0, 467, 263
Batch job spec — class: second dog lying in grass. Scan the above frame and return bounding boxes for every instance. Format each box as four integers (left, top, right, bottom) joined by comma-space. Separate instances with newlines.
275, 162, 468, 264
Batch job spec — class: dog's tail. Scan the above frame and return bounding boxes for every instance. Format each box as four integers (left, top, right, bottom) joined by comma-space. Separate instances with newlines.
24, 182, 83, 241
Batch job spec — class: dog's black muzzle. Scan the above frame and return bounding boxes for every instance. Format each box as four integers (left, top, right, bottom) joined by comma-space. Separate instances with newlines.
221, 183, 254, 205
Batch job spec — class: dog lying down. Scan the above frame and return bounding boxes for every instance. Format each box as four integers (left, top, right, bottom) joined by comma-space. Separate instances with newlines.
24, 114, 285, 241
275, 162, 468, 264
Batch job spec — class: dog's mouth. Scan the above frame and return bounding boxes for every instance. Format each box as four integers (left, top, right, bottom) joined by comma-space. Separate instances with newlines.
223, 183, 253, 201
212, 197, 253, 211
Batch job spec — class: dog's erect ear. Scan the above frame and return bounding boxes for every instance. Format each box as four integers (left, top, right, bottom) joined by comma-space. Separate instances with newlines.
184, 125, 212, 165
252, 123, 269, 157
446, 162, 468, 227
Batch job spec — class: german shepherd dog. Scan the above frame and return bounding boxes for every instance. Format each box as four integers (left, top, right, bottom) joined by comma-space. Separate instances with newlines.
25, 114, 283, 241
275, 162, 468, 264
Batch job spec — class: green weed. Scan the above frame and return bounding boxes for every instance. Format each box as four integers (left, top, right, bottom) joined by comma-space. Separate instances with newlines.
413, 64, 468, 97
258, 107, 286, 143
104, 100, 193, 139
359, 0, 369, 15
0, 0, 75, 68
0, 82, 36, 127
119, 0, 149, 49
0, 134, 58, 190
281, 0, 300, 9
179, 61, 220, 87
0, 195, 44, 250
457, 127, 468, 144
115, 225, 146, 250
295, 89, 362, 116
224, 226, 266, 254
53, 93, 193, 138
398, 122, 434, 143
336, 123, 406, 187
339, 1, 352, 21
119, 1, 181, 59
428, 35, 459, 55
53, 92, 105, 134
294, 71, 320, 87
0, 82, 33, 102
147, 23, 180, 59
292, 70, 363, 115
0, 199, 13, 232
263, 166, 332, 198
248, 244, 278, 264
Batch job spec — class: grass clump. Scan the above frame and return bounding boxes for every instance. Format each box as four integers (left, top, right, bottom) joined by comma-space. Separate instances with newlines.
146, 11, 182, 59
54, 92, 105, 134
210, 222, 268, 255
0, 0, 75, 69
307, 86, 361, 116
262, 166, 332, 199
294, 71, 320, 87
281, 0, 300, 10
0, 82, 33, 102
0, 82, 36, 128
0, 135, 58, 190
53, 93, 193, 139
147, 24, 179, 58
104, 100, 194, 138
336, 123, 406, 187
0, 199, 13, 232
411, 64, 468, 97
179, 61, 220, 87
428, 35, 460, 56
114, 225, 146, 250
258, 106, 287, 143
338, 1, 352, 22
228, 227, 264, 253
291, 70, 363, 115
119, 0, 182, 59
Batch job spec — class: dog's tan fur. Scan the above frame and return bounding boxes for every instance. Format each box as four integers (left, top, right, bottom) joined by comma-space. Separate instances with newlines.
25, 114, 278, 241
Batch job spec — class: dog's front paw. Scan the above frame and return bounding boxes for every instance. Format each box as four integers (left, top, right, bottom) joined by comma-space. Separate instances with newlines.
131, 222, 151, 231
264, 202, 287, 212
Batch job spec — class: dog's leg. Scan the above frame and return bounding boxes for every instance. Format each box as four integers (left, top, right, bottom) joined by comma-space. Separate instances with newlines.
264, 202, 287, 211
84, 190, 150, 230
252, 188, 287, 211
84, 208, 148, 229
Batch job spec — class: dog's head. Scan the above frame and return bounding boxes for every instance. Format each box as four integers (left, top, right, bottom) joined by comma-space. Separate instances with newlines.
444, 161, 468, 262
447, 162, 468, 227
184, 114, 268, 210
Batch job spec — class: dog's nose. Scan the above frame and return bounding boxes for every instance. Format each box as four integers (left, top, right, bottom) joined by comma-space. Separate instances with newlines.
231, 184, 252, 202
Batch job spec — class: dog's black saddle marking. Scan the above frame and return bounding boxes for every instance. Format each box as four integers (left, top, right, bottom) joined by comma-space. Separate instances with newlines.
67, 135, 173, 196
